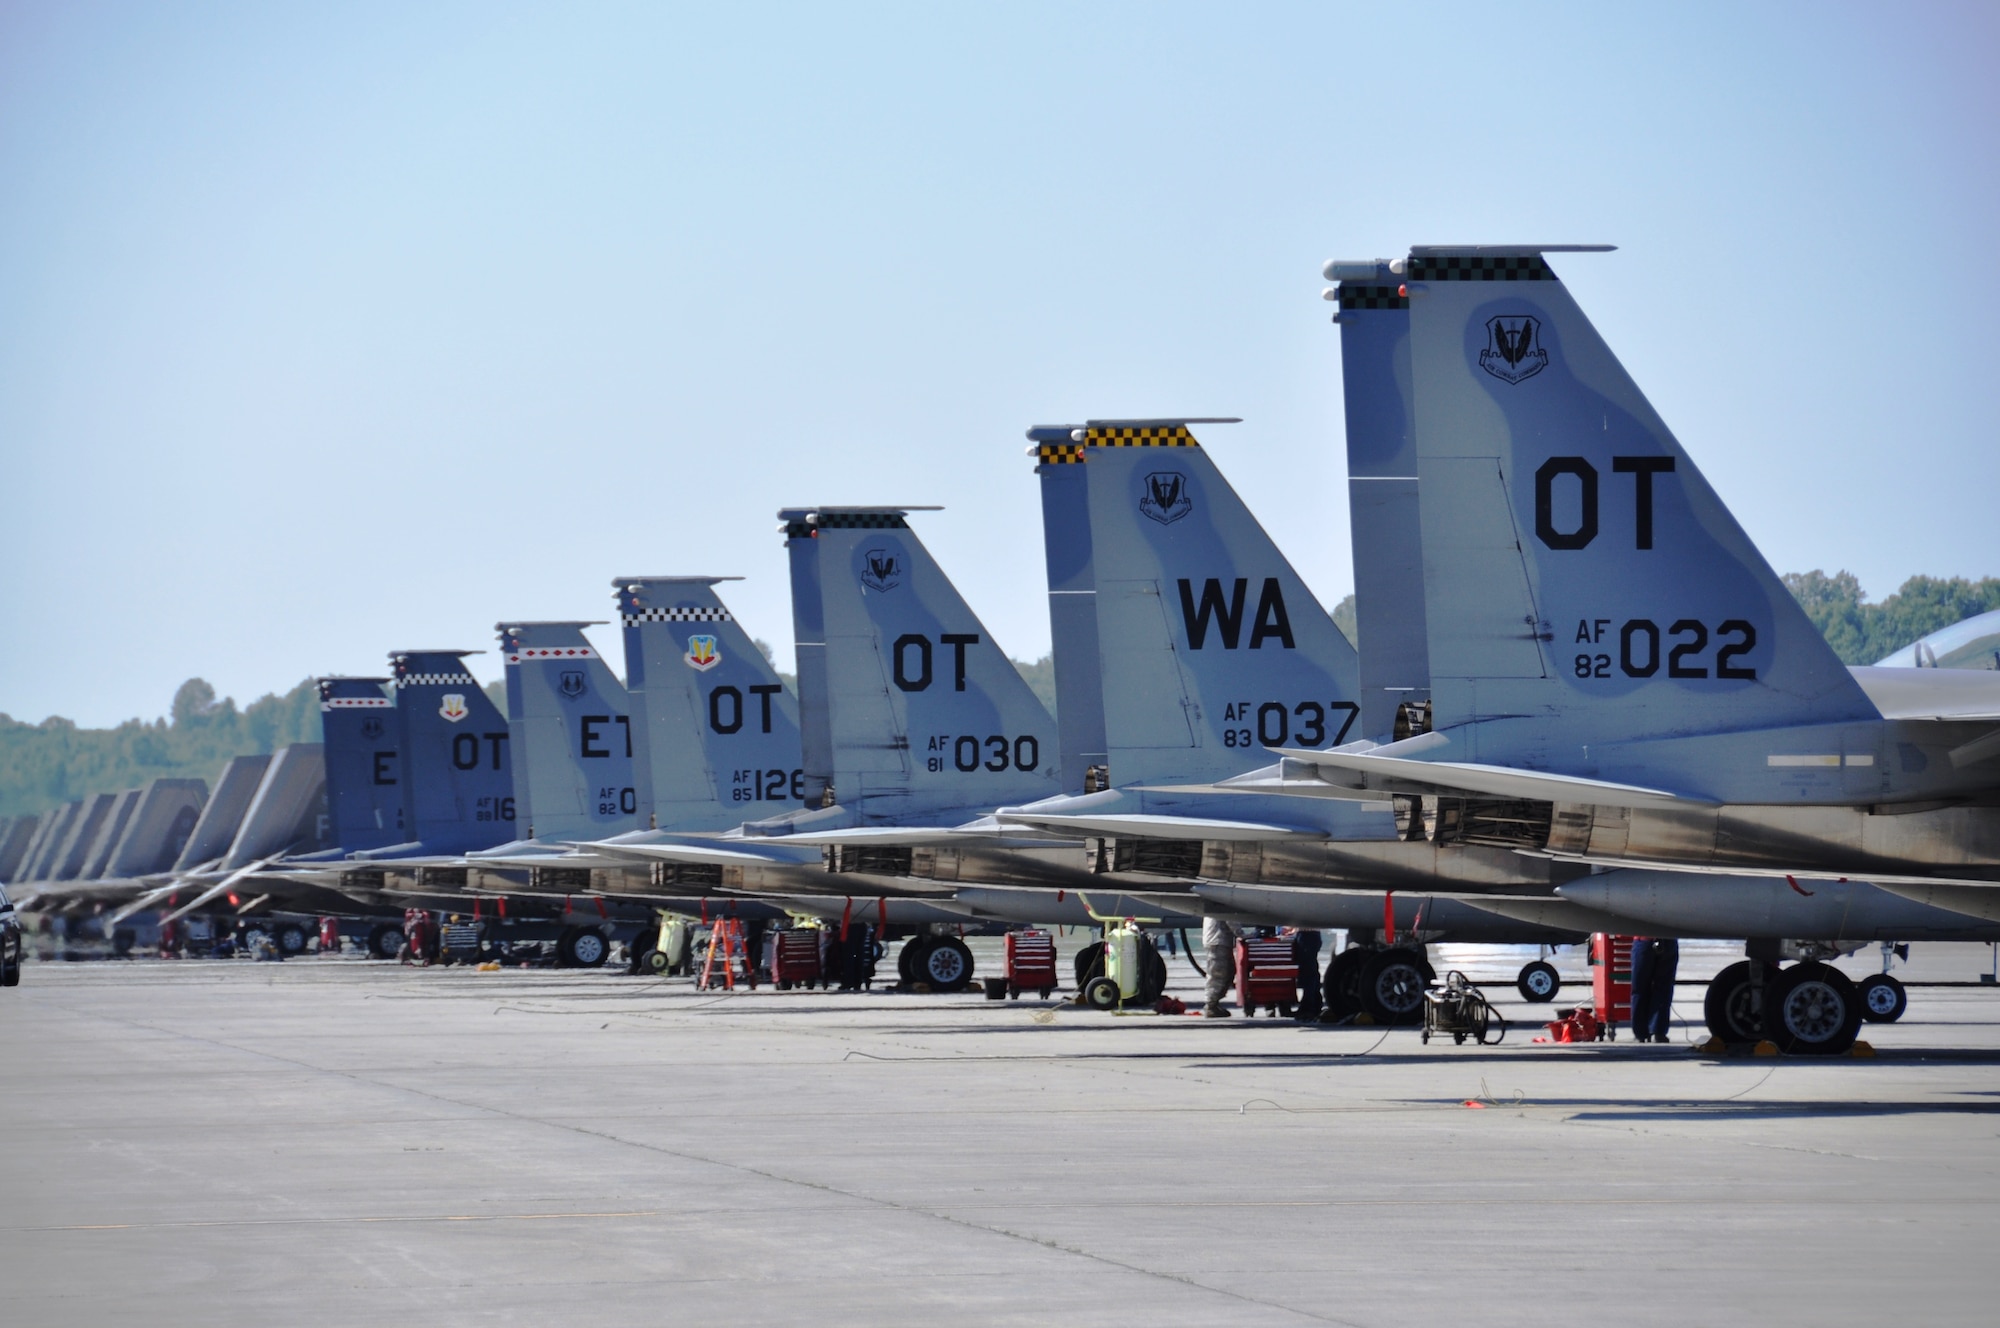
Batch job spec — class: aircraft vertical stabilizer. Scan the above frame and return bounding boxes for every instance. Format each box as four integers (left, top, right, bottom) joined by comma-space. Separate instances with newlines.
103, 779, 208, 878
317, 678, 405, 853
1071, 422, 1359, 786
1030, 429, 1108, 793
1330, 261, 1431, 740
498, 622, 642, 841
173, 756, 271, 872
789, 507, 1060, 820
388, 651, 515, 854
616, 577, 804, 830
1404, 247, 1877, 759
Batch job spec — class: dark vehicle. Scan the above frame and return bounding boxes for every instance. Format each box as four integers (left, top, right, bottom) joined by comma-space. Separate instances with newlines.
1, 885, 22, 987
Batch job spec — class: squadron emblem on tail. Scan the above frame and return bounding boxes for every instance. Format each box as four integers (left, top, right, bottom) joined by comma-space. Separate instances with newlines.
1480, 315, 1549, 384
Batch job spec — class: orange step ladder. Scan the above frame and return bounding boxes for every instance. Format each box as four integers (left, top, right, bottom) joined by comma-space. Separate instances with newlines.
698, 917, 746, 991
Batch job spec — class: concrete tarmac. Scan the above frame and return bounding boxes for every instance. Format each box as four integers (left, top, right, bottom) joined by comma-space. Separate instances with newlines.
3, 943, 1999, 1326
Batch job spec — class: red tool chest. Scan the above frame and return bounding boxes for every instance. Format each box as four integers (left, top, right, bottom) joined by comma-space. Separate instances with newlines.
1003, 930, 1058, 999
1589, 933, 1634, 1038
1235, 937, 1300, 1016
773, 929, 825, 990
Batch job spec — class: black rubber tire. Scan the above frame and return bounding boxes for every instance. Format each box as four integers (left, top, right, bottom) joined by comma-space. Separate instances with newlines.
898, 937, 925, 985
367, 924, 404, 960
1135, 936, 1168, 1004
1359, 948, 1431, 1026
642, 948, 672, 975
1323, 947, 1371, 1019
1073, 940, 1105, 991
1765, 962, 1862, 1056
1857, 972, 1907, 1023
559, 927, 610, 969
918, 935, 975, 992
1516, 960, 1561, 1003
1083, 976, 1120, 1010
275, 922, 310, 957
1, 955, 19, 988
1703, 960, 1779, 1042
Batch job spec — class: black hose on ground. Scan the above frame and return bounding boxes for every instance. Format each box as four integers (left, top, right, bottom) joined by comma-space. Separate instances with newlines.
1178, 929, 1206, 977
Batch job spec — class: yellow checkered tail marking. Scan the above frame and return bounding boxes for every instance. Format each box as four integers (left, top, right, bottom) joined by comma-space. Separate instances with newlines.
1085, 425, 1200, 447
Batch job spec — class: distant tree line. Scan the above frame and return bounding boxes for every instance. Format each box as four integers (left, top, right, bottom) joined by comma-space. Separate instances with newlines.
1, 572, 1991, 818
1782, 572, 2000, 665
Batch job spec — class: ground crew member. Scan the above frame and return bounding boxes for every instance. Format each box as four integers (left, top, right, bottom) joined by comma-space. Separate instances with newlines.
1291, 928, 1323, 1022
1630, 937, 1680, 1042
1202, 916, 1238, 1017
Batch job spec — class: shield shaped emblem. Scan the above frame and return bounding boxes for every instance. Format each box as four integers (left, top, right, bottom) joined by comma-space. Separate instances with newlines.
439, 694, 469, 723
1139, 471, 1193, 525
1479, 315, 1549, 384
558, 670, 587, 698
860, 547, 901, 593
685, 634, 722, 671
360, 717, 385, 741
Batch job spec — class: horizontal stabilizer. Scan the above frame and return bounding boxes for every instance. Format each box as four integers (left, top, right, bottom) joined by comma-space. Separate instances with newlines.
575, 839, 818, 868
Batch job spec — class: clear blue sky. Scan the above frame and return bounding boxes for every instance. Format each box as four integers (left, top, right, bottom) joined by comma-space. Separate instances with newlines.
4, 2, 1996, 728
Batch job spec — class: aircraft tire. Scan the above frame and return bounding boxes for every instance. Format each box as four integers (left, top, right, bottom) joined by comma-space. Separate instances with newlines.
1703, 960, 1779, 1042
560, 927, 609, 969
898, 937, 927, 985
1083, 976, 1120, 1010
1765, 962, 1862, 1056
642, 948, 673, 976
1135, 937, 1168, 1005
1857, 973, 1907, 1023
1073, 941, 1106, 992
367, 924, 404, 960
1323, 947, 1370, 1019
1516, 960, 1561, 1003
275, 922, 310, 957
919, 935, 974, 993
1358, 948, 1431, 1026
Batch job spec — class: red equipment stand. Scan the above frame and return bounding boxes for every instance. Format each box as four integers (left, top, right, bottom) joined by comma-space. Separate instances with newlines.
1236, 937, 1301, 1017
1589, 933, 1635, 1040
773, 930, 824, 990
1003, 930, 1058, 999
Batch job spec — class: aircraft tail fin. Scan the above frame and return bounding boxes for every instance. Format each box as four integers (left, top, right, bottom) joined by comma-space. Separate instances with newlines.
616, 576, 804, 829
1031, 429, 1108, 793
317, 677, 405, 852
390, 650, 515, 851
172, 755, 272, 872
791, 507, 1060, 819
497, 622, 641, 841
1068, 422, 1360, 786
1404, 246, 1877, 752
1327, 260, 1431, 740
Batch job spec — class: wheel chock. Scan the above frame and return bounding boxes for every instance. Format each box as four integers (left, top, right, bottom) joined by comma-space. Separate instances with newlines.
1753, 1040, 1780, 1057
1352, 1013, 1376, 1026
1849, 1040, 1876, 1058
1690, 1036, 1726, 1054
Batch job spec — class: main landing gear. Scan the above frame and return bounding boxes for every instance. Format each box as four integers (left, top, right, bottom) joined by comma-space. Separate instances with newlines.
1701, 942, 1899, 1055
1323, 945, 1434, 1025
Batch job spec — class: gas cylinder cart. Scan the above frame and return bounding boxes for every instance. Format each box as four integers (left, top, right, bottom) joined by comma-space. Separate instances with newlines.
1421, 971, 1507, 1045
1075, 895, 1169, 1011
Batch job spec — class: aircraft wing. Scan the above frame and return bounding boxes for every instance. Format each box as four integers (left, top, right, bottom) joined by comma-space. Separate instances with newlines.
1536, 848, 2000, 894
1259, 747, 1707, 809
758, 821, 1082, 849
572, 839, 820, 868
1849, 666, 2000, 722
992, 810, 1329, 842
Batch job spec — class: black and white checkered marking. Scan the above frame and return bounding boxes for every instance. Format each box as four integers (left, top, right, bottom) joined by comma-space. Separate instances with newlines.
622, 607, 733, 625
395, 672, 477, 689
